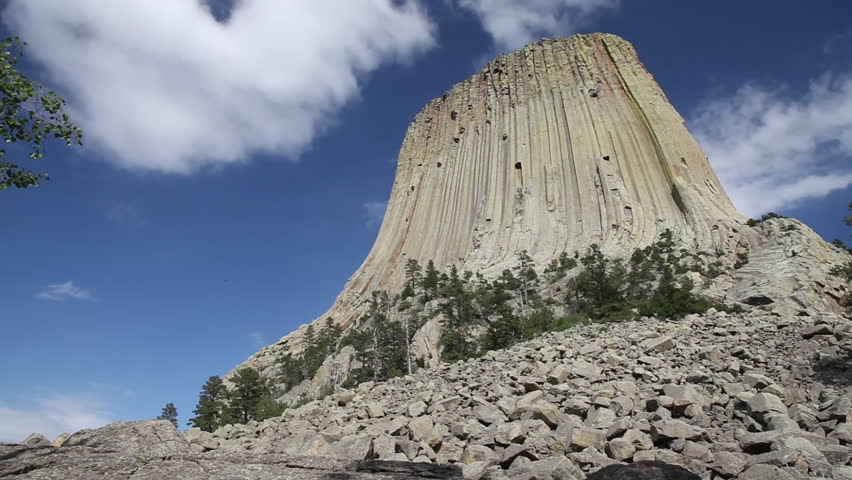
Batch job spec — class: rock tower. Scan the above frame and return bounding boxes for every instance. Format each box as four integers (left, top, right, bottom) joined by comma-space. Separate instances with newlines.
229, 33, 846, 388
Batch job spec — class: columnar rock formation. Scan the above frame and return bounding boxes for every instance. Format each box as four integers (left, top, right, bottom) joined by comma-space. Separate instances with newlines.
229, 33, 846, 385
358, 33, 745, 294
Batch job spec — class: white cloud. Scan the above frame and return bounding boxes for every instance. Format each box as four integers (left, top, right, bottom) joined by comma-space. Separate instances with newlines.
691, 74, 852, 216
35, 281, 92, 301
0, 393, 113, 443
363, 201, 387, 227
3, 0, 435, 173
105, 202, 144, 227
455, 0, 619, 52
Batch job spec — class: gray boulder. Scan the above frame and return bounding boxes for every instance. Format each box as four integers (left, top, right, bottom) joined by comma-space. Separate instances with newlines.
21, 433, 51, 447
586, 460, 699, 479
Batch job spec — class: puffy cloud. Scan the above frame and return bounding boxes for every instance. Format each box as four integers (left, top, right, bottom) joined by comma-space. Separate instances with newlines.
363, 200, 387, 227
3, 0, 435, 173
455, 0, 619, 52
0, 393, 113, 443
35, 281, 92, 301
691, 74, 852, 216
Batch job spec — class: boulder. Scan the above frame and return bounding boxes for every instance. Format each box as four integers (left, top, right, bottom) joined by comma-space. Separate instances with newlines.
63, 420, 192, 459
21, 433, 51, 447
746, 393, 788, 422
570, 427, 607, 450
605, 438, 635, 461
586, 460, 699, 479
801, 323, 832, 339
328, 434, 373, 460
711, 451, 748, 478
460, 445, 498, 465
52, 433, 70, 447
408, 416, 434, 442
279, 430, 332, 456
531, 401, 562, 428
475, 405, 507, 425
408, 400, 428, 417
649, 420, 704, 443
183, 427, 219, 450
738, 464, 797, 480
571, 359, 603, 378
662, 385, 701, 409
640, 337, 675, 354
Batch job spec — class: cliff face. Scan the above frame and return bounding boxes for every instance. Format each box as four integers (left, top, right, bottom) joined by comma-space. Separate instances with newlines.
359, 33, 744, 295
346, 32, 750, 316
228, 34, 847, 389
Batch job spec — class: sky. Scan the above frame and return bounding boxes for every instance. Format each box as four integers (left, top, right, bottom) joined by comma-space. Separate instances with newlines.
1, 0, 851, 442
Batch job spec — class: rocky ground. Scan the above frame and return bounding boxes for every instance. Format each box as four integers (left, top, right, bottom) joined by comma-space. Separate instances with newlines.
1, 420, 461, 479
4, 308, 850, 479
196, 308, 851, 479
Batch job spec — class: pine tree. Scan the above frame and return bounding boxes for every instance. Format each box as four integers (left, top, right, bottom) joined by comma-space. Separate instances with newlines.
401, 259, 422, 301
277, 317, 342, 394
421, 260, 441, 301
439, 266, 479, 361
227, 367, 269, 424
368, 290, 389, 381
400, 259, 424, 374
188, 376, 228, 432
514, 250, 539, 317
544, 251, 578, 281
253, 395, 286, 421
157, 402, 178, 428
480, 279, 521, 350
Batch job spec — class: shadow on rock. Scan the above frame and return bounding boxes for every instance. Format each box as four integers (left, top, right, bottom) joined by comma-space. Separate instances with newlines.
587, 461, 700, 480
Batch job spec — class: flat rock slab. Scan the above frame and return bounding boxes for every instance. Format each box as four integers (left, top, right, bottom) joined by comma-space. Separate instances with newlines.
0, 420, 461, 479
0, 446, 463, 479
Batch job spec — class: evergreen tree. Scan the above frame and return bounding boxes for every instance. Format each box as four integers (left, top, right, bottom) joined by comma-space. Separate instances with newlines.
276, 317, 342, 393
513, 250, 539, 317
277, 353, 306, 391
421, 260, 441, 301
480, 279, 521, 350
253, 395, 286, 421
544, 251, 577, 281
568, 244, 627, 319
188, 376, 228, 432
368, 290, 389, 381
401, 259, 422, 301
439, 266, 479, 361
227, 367, 269, 424
846, 201, 852, 228
157, 402, 178, 428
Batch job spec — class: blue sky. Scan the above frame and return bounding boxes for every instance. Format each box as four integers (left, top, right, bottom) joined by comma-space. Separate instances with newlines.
1, 0, 851, 441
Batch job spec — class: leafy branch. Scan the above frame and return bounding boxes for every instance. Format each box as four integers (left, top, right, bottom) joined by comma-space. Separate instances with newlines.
1, 36, 82, 190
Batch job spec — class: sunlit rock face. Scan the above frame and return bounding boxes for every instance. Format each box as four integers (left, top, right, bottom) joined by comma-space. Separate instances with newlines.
353, 33, 746, 295
227, 34, 848, 389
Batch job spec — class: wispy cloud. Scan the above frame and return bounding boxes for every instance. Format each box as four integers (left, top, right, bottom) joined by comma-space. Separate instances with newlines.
3, 0, 435, 174
455, 0, 619, 53
363, 201, 388, 227
249, 331, 266, 349
824, 30, 852, 55
105, 202, 144, 227
35, 281, 92, 301
691, 73, 852, 216
0, 392, 113, 443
